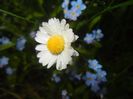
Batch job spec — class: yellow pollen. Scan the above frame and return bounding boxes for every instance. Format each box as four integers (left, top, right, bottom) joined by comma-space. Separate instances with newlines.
71, 12, 76, 16
64, 9, 67, 13
47, 35, 65, 55
76, 5, 80, 8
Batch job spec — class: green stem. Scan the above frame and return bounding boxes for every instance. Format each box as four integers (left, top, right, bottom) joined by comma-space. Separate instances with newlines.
89, 1, 133, 22
0, 9, 35, 24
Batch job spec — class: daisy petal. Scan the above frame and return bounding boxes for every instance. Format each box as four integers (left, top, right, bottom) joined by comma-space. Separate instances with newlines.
35, 44, 47, 51
35, 31, 49, 44
47, 55, 57, 68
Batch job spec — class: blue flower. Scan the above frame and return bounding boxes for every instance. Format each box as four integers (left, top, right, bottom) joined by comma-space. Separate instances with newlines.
51, 74, 61, 83
0, 56, 9, 68
61, 90, 70, 99
62, 0, 86, 21
5, 67, 14, 75
65, 7, 80, 21
0, 36, 10, 45
84, 59, 107, 93
96, 69, 107, 82
84, 34, 95, 44
63, 7, 70, 19
62, 0, 69, 9
93, 29, 104, 41
88, 59, 107, 82
71, 0, 86, 12
62, 90, 67, 96
84, 29, 104, 44
84, 72, 97, 86
16, 36, 27, 51
88, 59, 102, 71
83, 72, 101, 92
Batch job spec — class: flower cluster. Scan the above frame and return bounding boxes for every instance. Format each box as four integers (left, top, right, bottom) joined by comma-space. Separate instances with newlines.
62, 0, 86, 21
0, 56, 14, 75
83, 59, 107, 93
84, 29, 104, 44
0, 35, 26, 75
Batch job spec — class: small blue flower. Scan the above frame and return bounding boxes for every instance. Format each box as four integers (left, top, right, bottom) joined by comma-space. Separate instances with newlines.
61, 90, 70, 99
51, 74, 61, 83
84, 34, 95, 44
83, 72, 101, 92
96, 69, 107, 82
62, 0, 69, 9
5, 67, 14, 75
84, 59, 107, 93
84, 29, 104, 44
0, 56, 9, 68
63, 7, 70, 19
16, 36, 27, 51
62, 0, 86, 21
71, 0, 86, 11
93, 29, 104, 41
88, 59, 102, 71
0, 36, 10, 45
62, 90, 67, 96
84, 72, 98, 86
66, 7, 80, 21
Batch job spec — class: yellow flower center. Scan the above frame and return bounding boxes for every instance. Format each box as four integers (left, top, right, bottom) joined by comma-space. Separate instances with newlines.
47, 35, 65, 55
64, 9, 67, 14
71, 12, 76, 16
76, 5, 80, 8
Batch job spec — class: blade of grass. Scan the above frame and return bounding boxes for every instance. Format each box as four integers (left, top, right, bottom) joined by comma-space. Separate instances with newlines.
89, 0, 133, 22
0, 42, 15, 51
0, 9, 35, 24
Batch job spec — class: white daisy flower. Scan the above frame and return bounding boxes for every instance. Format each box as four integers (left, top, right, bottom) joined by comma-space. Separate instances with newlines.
35, 18, 79, 70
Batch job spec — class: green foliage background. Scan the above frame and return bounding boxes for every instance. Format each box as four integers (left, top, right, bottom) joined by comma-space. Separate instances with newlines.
0, 0, 133, 99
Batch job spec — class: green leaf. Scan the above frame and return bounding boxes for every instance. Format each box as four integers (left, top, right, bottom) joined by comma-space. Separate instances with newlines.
93, 41, 102, 48
76, 20, 87, 30
0, 42, 15, 51
89, 15, 101, 30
